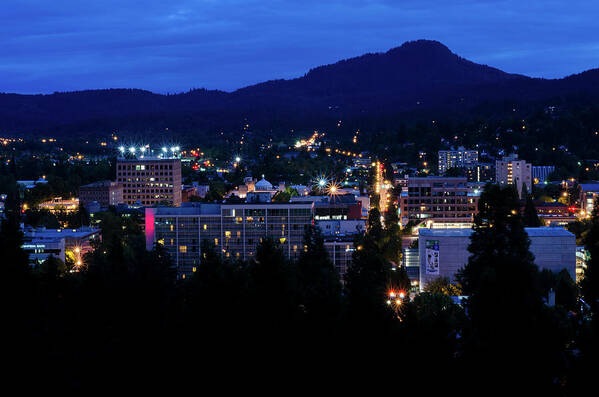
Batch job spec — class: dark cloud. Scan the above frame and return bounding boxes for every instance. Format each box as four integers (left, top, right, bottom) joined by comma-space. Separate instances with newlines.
1, 0, 598, 93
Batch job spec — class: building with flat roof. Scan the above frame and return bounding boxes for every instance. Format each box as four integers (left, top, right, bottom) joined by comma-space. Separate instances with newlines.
146, 202, 314, 277
79, 180, 123, 209
399, 177, 480, 227
578, 182, 599, 215
418, 227, 576, 289
438, 147, 478, 174
116, 157, 182, 207
21, 226, 101, 266
496, 154, 532, 198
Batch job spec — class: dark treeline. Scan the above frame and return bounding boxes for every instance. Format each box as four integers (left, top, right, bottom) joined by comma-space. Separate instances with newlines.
2, 186, 599, 393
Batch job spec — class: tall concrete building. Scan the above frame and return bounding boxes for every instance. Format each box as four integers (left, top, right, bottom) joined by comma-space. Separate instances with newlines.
438, 147, 478, 174
146, 202, 313, 277
116, 157, 182, 206
399, 176, 480, 227
496, 154, 532, 198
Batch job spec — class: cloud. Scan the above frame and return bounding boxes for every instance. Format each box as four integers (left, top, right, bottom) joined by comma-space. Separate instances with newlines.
1, 0, 598, 93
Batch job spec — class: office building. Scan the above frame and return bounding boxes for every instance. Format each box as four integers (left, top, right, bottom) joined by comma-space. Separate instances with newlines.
438, 147, 478, 174
418, 227, 576, 289
79, 180, 124, 209
145, 202, 313, 277
496, 154, 532, 198
116, 157, 182, 206
399, 177, 480, 227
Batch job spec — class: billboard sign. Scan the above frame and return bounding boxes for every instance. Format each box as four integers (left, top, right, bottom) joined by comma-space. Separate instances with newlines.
425, 240, 440, 275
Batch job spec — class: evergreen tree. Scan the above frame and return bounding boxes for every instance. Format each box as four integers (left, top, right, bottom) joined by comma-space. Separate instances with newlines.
582, 197, 599, 318
457, 184, 563, 392
523, 194, 542, 227
296, 225, 342, 322
345, 208, 392, 325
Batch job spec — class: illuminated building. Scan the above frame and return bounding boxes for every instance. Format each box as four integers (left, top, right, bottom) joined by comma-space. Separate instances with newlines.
496, 154, 532, 198
21, 226, 101, 265
438, 147, 478, 174
146, 202, 313, 277
578, 183, 599, 215
465, 162, 495, 183
38, 197, 79, 214
399, 177, 480, 227
532, 166, 555, 183
116, 157, 182, 206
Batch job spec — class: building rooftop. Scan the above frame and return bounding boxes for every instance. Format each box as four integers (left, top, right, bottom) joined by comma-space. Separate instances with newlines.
419, 227, 574, 238
80, 180, 119, 188
22, 226, 101, 238
579, 183, 599, 192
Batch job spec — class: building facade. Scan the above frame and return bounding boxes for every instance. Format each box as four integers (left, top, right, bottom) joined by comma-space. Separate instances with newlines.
532, 166, 555, 183
496, 154, 532, 198
146, 202, 314, 277
79, 180, 124, 209
116, 157, 182, 206
418, 227, 576, 289
399, 177, 480, 227
438, 147, 479, 174
465, 162, 495, 183
21, 226, 101, 265
579, 183, 599, 214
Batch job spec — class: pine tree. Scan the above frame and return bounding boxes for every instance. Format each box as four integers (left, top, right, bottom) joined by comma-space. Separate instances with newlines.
582, 197, 599, 318
457, 184, 559, 391
523, 194, 542, 227
296, 225, 342, 322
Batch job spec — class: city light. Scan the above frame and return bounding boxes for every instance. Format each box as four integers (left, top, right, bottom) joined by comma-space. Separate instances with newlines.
162, 147, 167, 153
118, 146, 125, 152
129, 147, 136, 153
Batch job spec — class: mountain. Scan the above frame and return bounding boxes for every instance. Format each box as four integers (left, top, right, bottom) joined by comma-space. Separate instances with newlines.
1, 40, 598, 137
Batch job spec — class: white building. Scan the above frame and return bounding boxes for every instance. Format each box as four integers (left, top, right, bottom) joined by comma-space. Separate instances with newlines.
418, 227, 576, 289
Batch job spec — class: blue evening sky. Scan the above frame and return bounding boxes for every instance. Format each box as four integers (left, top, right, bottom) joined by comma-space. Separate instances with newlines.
2, 0, 598, 94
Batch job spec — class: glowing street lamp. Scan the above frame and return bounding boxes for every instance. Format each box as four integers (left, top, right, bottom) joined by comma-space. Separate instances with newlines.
129, 147, 136, 154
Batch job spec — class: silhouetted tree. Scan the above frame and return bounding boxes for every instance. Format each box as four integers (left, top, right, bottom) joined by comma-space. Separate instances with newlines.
523, 194, 542, 227
297, 225, 343, 323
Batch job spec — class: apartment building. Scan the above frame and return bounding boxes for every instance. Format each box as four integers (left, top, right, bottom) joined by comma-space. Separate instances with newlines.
496, 154, 532, 198
438, 146, 478, 174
